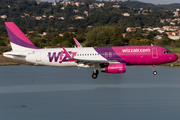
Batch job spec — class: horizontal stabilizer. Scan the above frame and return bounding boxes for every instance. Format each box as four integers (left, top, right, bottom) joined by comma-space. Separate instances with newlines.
3, 52, 26, 57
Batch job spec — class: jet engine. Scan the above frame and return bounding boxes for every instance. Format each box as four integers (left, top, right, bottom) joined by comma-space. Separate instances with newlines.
101, 63, 126, 73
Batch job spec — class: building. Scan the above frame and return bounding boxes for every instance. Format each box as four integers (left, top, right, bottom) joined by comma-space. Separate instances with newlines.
113, 5, 120, 8
59, 33, 64, 36
109, 0, 119, 2
160, 19, 165, 24
37, 1, 41, 4
89, 4, 94, 9
170, 22, 176, 25
49, 15, 54, 19
36, 16, 42, 20
59, 17, 64, 20
97, 3, 104, 7
126, 27, 136, 32
42, 15, 46, 18
168, 36, 180, 40
39, 32, 47, 37
84, 11, 88, 16
166, 19, 171, 22
73, 10, 79, 13
122, 13, 130, 17
155, 35, 162, 39
52, 2, 57, 6
122, 33, 126, 38
173, 11, 179, 17
163, 26, 171, 31
75, 2, 80, 6
74, 16, 84, 19
25, 14, 30, 17
1, 15, 7, 19
172, 26, 180, 30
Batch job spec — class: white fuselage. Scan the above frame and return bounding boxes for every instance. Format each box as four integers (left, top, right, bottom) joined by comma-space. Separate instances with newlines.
4, 47, 106, 67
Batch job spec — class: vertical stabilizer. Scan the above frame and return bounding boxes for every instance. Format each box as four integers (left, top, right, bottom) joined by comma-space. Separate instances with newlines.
5, 22, 39, 51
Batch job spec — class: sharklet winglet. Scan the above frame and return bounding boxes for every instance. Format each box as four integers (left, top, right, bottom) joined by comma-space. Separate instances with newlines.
73, 38, 82, 48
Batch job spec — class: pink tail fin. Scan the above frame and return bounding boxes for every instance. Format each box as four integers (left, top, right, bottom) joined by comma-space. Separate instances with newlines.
5, 22, 39, 50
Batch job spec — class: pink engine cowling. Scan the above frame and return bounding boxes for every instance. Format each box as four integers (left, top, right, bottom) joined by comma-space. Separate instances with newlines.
101, 63, 126, 73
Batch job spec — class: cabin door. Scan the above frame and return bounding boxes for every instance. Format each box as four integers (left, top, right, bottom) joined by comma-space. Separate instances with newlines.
36, 51, 42, 63
152, 48, 158, 58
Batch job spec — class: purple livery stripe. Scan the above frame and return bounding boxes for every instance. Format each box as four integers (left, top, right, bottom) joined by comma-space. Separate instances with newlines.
5, 22, 39, 49
94, 47, 129, 63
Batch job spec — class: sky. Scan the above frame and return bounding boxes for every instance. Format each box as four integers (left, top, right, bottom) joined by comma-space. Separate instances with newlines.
40, 0, 180, 5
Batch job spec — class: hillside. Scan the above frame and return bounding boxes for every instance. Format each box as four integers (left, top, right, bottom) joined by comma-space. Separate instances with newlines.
121, 1, 180, 10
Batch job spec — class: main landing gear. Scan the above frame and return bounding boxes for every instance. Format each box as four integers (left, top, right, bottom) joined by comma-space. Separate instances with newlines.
152, 65, 157, 75
92, 70, 99, 79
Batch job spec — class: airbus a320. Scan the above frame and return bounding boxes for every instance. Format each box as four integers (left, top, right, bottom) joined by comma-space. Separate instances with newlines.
3, 22, 178, 79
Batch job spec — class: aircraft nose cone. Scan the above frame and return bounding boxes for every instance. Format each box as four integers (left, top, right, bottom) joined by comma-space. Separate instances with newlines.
171, 54, 178, 62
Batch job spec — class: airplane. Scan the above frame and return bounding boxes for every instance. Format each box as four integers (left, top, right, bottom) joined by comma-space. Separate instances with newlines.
3, 22, 178, 79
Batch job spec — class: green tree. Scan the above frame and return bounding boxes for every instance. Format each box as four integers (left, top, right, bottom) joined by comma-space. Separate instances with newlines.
52, 36, 60, 44
133, 33, 144, 39
86, 26, 124, 47
129, 38, 152, 46
124, 33, 132, 45
156, 36, 173, 46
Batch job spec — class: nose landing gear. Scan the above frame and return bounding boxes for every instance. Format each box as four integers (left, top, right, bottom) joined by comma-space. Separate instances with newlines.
152, 65, 157, 75
153, 71, 157, 75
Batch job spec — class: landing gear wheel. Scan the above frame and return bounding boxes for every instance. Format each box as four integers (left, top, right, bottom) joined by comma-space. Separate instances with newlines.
92, 73, 98, 79
153, 71, 157, 75
92, 70, 99, 79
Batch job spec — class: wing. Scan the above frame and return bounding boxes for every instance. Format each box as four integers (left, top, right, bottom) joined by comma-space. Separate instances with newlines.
62, 47, 119, 68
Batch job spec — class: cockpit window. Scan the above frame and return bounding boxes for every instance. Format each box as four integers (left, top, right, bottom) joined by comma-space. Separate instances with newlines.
163, 50, 171, 54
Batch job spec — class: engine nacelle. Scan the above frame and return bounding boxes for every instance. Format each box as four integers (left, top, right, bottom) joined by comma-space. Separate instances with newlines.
101, 63, 126, 73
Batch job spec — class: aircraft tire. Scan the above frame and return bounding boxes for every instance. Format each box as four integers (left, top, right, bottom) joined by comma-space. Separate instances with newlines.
153, 71, 157, 75
92, 73, 98, 79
